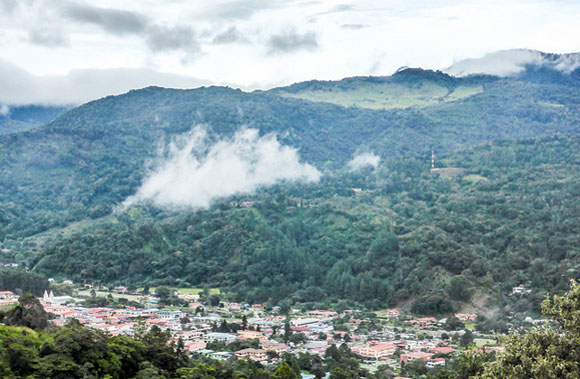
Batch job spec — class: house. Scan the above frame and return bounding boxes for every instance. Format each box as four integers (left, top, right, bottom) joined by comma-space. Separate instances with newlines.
400, 352, 434, 364
185, 341, 207, 352
426, 358, 446, 368
430, 346, 455, 355
235, 348, 268, 361
204, 332, 236, 343
308, 310, 338, 318
0, 291, 15, 300
512, 285, 531, 295
385, 309, 400, 318
262, 342, 289, 354
455, 313, 477, 321
356, 342, 397, 359
237, 330, 267, 340
210, 352, 233, 360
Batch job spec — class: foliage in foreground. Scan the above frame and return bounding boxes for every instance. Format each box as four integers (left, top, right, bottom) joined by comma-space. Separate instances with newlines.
434, 280, 580, 378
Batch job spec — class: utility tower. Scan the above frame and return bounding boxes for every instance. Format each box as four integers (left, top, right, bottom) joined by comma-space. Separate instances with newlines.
431, 149, 435, 169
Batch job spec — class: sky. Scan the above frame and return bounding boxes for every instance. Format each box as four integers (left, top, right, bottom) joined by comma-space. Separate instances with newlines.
1, 0, 580, 105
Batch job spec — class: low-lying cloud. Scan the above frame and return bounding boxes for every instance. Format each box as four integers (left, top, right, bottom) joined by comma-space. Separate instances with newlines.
123, 126, 321, 209
0, 58, 209, 105
445, 49, 580, 77
0, 104, 10, 116
347, 152, 380, 170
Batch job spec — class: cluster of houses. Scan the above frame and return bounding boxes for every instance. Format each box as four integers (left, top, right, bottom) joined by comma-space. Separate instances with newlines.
0, 290, 18, 307
20, 291, 493, 374
0, 285, 509, 377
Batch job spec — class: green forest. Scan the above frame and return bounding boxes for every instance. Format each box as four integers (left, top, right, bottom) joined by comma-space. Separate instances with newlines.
1, 67, 580, 317
22, 134, 580, 319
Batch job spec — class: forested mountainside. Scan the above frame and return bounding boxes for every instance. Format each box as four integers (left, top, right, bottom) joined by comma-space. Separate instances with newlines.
0, 105, 69, 135
1, 67, 580, 241
1, 63, 580, 313
27, 135, 580, 315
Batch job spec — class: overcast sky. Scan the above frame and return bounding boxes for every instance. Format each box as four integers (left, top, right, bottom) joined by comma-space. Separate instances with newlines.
1, 0, 580, 105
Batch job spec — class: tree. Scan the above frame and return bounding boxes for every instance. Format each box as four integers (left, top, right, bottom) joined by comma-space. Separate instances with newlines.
0, 294, 48, 330
273, 361, 298, 379
289, 333, 307, 345
155, 286, 172, 303
474, 280, 580, 378
242, 315, 248, 330
283, 317, 292, 344
209, 294, 221, 307
445, 315, 465, 331
460, 330, 474, 347
448, 275, 472, 301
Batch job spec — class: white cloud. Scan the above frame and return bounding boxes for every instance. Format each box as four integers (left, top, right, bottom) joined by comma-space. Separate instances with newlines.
123, 126, 321, 209
0, 59, 209, 105
444, 49, 580, 77
347, 152, 380, 170
0, 104, 9, 116
1, 0, 580, 104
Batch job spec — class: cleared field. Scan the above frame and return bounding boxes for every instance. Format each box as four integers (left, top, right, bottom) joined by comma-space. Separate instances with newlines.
144, 288, 221, 295
278, 83, 482, 110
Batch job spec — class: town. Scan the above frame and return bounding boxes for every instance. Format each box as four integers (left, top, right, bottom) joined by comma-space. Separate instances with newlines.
1, 284, 509, 378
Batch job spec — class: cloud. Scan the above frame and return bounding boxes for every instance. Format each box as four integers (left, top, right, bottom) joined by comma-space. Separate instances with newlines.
146, 25, 199, 53
444, 49, 580, 77
196, 0, 283, 20
212, 26, 247, 44
341, 24, 365, 29
63, 3, 199, 53
347, 152, 380, 171
0, 58, 210, 105
28, 26, 69, 47
123, 126, 321, 209
267, 30, 318, 55
0, 104, 9, 116
64, 4, 148, 35
0, 0, 20, 14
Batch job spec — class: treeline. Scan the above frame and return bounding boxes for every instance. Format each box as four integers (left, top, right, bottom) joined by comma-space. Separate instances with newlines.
0, 269, 49, 296
30, 135, 580, 318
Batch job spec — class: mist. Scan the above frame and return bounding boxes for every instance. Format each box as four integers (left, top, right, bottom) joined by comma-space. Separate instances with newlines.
445, 49, 580, 77
123, 126, 321, 209
0, 104, 9, 116
347, 152, 380, 171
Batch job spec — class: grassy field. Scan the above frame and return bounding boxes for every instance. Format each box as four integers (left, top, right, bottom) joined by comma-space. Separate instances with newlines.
144, 287, 221, 295
278, 83, 482, 110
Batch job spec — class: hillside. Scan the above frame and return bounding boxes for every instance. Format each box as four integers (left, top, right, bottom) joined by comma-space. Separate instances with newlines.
1, 61, 580, 314
0, 105, 69, 135
271, 69, 488, 110
1, 67, 580, 242
25, 135, 580, 315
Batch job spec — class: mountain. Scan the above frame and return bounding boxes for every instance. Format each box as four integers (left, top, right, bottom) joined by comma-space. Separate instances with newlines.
0, 104, 69, 135
445, 49, 580, 84
1, 52, 580, 312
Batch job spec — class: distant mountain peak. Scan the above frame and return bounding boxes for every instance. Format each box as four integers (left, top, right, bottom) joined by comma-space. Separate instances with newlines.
444, 49, 580, 78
